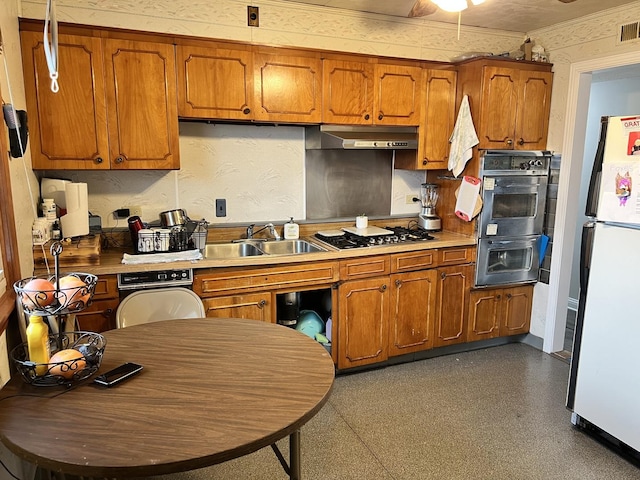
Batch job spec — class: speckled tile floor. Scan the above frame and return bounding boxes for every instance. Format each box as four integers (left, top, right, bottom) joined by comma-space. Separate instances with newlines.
153, 343, 639, 480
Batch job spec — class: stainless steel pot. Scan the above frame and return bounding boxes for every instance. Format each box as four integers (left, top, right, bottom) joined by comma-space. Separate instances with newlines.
160, 209, 187, 227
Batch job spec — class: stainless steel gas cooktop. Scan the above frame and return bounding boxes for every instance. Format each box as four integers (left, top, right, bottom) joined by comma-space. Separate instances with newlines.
315, 226, 434, 249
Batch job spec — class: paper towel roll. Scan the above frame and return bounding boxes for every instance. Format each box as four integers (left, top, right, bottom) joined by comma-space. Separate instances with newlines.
60, 182, 89, 238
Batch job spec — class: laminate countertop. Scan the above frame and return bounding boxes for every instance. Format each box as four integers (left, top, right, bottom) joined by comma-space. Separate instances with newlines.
39, 231, 477, 276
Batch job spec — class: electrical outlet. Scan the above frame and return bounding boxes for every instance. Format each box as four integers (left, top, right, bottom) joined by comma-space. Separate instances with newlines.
126, 205, 142, 217
216, 199, 226, 217
406, 194, 419, 205
247, 6, 259, 27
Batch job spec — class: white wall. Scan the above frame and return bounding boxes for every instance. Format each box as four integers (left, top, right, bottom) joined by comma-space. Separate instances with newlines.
568, 68, 640, 303
0, 0, 38, 279
526, 2, 640, 343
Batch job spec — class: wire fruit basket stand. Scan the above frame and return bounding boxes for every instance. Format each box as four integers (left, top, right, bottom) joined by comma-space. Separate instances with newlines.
11, 241, 106, 387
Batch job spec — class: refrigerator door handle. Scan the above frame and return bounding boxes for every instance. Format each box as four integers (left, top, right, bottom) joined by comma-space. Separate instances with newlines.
567, 221, 596, 410
584, 116, 608, 217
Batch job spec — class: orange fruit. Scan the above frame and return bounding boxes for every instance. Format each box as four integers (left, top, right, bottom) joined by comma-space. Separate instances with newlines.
21, 278, 56, 309
49, 349, 86, 379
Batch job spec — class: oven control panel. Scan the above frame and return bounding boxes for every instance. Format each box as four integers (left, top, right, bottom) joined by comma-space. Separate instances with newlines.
480, 150, 551, 176
118, 269, 193, 290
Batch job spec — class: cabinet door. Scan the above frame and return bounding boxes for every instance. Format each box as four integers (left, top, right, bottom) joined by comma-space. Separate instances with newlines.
74, 298, 119, 333
388, 269, 437, 356
253, 53, 322, 123
515, 71, 553, 150
434, 264, 473, 348
104, 39, 179, 170
322, 59, 374, 125
21, 32, 109, 170
176, 44, 253, 121
337, 277, 389, 369
394, 69, 456, 170
477, 66, 519, 149
467, 288, 501, 342
422, 69, 457, 168
374, 64, 421, 126
500, 285, 533, 336
203, 292, 273, 322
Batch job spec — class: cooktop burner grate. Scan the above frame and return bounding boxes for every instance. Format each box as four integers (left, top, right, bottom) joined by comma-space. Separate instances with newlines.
315, 226, 434, 249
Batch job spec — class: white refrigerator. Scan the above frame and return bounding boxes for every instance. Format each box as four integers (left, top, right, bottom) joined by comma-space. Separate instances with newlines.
567, 115, 640, 461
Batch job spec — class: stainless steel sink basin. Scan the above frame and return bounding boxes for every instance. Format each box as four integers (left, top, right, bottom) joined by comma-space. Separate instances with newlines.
258, 239, 326, 255
204, 242, 264, 258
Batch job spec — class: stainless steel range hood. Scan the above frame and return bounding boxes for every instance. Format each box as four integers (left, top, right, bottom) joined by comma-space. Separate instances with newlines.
305, 125, 418, 150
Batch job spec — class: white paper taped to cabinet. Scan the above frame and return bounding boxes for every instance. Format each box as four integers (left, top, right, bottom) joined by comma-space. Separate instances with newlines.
455, 176, 481, 222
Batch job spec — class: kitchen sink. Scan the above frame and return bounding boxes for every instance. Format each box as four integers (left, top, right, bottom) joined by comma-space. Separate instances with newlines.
204, 242, 264, 258
204, 239, 325, 258
258, 239, 326, 255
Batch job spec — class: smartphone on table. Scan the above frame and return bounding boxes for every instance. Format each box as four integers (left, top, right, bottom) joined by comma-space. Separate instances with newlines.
94, 362, 143, 387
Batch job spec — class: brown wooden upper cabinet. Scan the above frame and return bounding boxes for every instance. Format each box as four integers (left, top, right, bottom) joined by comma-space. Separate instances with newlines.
395, 69, 457, 170
177, 44, 322, 123
457, 58, 553, 150
176, 44, 253, 120
322, 59, 422, 126
253, 52, 322, 123
21, 31, 180, 170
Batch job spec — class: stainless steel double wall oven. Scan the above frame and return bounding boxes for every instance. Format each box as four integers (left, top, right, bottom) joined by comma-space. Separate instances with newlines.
475, 150, 551, 287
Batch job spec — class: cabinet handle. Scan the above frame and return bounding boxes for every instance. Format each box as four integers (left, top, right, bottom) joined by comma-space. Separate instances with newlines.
378, 114, 383, 121
364, 114, 370, 120
506, 293, 512, 299
243, 108, 251, 115
422, 159, 428, 166
114, 156, 124, 164
518, 138, 525, 146
441, 272, 446, 279
95, 157, 103, 164
496, 295, 501, 300
380, 284, 387, 292
506, 139, 513, 145
258, 299, 266, 308
395, 279, 401, 287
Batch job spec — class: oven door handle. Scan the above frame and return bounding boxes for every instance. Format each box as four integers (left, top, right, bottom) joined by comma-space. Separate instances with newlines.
487, 239, 522, 246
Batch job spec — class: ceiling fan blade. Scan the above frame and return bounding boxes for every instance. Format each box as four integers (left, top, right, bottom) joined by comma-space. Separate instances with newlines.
408, 0, 438, 18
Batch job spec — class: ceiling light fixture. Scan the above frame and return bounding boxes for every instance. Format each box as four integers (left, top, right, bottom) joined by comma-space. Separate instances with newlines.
432, 0, 485, 13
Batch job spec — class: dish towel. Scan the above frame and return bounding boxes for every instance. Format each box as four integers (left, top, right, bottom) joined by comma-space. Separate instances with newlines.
448, 95, 479, 178
122, 250, 202, 265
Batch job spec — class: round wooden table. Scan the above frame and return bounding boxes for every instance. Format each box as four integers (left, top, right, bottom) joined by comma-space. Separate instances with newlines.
0, 318, 335, 478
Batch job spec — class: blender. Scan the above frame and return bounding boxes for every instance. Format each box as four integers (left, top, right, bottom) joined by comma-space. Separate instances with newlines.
418, 183, 441, 231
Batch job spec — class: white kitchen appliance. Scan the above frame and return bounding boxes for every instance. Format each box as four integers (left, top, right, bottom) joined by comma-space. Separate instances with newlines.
567, 115, 640, 464
41, 178, 89, 238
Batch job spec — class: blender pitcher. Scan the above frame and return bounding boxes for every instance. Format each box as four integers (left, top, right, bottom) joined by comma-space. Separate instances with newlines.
418, 183, 442, 231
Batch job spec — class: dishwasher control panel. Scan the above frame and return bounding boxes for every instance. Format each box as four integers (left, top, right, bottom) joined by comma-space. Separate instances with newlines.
118, 269, 193, 290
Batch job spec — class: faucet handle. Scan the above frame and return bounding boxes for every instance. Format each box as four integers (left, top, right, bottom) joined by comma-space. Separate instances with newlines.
246, 224, 255, 238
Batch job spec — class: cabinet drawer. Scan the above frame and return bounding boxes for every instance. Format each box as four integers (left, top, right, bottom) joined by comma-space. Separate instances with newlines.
339, 256, 390, 280
438, 247, 475, 266
194, 261, 338, 297
391, 250, 436, 273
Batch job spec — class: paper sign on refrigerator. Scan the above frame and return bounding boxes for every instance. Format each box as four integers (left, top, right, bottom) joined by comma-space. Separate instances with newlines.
597, 162, 640, 225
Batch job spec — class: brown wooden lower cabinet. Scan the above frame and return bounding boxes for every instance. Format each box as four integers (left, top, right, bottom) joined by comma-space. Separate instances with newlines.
433, 264, 473, 348
388, 269, 437, 356
467, 284, 533, 341
337, 277, 389, 369
202, 292, 273, 322
75, 275, 118, 332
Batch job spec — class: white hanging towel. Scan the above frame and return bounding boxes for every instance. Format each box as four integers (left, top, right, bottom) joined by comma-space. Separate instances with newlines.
448, 95, 479, 177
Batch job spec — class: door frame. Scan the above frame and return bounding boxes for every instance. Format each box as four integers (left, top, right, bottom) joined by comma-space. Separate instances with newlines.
544, 50, 640, 353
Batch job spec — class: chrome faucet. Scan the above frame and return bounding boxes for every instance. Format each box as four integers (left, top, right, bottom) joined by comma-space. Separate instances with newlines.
246, 223, 281, 240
